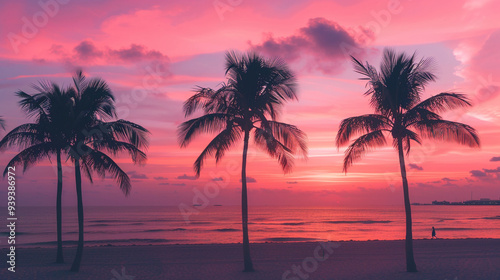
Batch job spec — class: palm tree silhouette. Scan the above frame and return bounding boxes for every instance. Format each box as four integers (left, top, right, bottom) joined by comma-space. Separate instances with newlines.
0, 82, 74, 263
66, 71, 149, 271
336, 49, 480, 272
1, 71, 149, 272
178, 51, 307, 272
0, 117, 5, 130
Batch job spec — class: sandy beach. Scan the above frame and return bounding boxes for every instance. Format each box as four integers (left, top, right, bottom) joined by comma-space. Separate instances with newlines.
1, 238, 499, 280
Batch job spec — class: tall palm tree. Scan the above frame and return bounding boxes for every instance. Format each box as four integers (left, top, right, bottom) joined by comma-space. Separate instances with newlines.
0, 82, 73, 264
178, 51, 307, 271
336, 49, 480, 272
65, 71, 149, 272
1, 72, 149, 272
0, 117, 5, 130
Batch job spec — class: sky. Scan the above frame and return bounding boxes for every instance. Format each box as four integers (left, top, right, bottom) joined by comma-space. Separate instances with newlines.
0, 0, 499, 207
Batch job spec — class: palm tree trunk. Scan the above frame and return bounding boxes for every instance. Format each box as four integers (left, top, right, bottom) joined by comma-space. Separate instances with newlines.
70, 159, 84, 272
397, 138, 417, 272
241, 129, 254, 272
56, 149, 64, 263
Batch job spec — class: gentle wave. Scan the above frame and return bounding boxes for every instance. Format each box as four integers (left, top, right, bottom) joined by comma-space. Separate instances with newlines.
144, 228, 187, 232
324, 220, 392, 224
260, 237, 318, 242
213, 228, 240, 232
25, 238, 181, 246
483, 216, 500, 220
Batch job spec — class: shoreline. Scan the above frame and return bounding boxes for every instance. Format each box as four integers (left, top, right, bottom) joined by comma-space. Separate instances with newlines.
2, 238, 499, 279
15, 236, 500, 249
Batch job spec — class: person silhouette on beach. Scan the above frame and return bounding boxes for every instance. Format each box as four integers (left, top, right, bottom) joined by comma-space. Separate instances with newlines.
432, 226, 437, 239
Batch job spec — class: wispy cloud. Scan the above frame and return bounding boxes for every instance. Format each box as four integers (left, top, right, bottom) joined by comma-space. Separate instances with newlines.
239, 177, 257, 183
127, 171, 148, 179
177, 174, 198, 180
72, 40, 168, 64
470, 170, 487, 177
408, 163, 423, 171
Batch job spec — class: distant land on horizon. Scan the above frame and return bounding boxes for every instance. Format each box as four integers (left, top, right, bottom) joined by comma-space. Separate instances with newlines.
413, 198, 500, 206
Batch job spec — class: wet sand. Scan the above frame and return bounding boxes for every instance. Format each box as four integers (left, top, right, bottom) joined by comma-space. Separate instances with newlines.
1, 238, 499, 279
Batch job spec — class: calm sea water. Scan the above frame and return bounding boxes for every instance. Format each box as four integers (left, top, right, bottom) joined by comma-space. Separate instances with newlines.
4, 205, 500, 247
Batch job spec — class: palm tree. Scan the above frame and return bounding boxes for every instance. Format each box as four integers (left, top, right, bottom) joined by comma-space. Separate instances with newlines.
178, 51, 307, 271
0, 82, 73, 264
336, 49, 480, 272
1, 71, 149, 272
0, 117, 5, 130
65, 71, 149, 272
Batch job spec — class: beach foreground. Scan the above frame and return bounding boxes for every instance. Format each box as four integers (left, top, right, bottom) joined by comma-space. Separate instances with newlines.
1, 239, 499, 280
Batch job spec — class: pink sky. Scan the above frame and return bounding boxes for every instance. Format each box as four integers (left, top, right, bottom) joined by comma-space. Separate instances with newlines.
1, 0, 500, 207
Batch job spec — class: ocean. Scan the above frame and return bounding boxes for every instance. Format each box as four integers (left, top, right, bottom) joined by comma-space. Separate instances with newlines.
4, 205, 500, 247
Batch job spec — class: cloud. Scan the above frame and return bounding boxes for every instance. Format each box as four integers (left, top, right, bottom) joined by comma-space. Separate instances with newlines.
490, 157, 500, 162
239, 177, 257, 183
211, 177, 224, 181
154, 176, 168, 180
484, 167, 500, 173
74, 40, 103, 60
469, 167, 500, 182
109, 44, 165, 62
251, 17, 371, 74
172, 183, 186, 186
72, 40, 168, 64
127, 171, 148, 179
159, 182, 170, 186
286, 181, 298, 184
442, 177, 457, 182
408, 163, 423, 171
177, 174, 198, 180
461, 30, 500, 104
470, 170, 487, 177
415, 182, 435, 189
441, 177, 458, 186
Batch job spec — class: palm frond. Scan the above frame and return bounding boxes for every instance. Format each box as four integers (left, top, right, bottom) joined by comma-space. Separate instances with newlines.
178, 113, 231, 147
264, 121, 308, 157
80, 158, 94, 183
403, 107, 442, 126
90, 139, 147, 165
94, 120, 150, 150
336, 114, 391, 147
77, 77, 116, 120
2, 142, 54, 176
0, 123, 45, 151
351, 55, 378, 82
72, 69, 87, 96
413, 120, 480, 147
412, 92, 472, 113
80, 148, 132, 196
193, 126, 241, 176
343, 130, 387, 173
183, 87, 215, 117
16, 90, 49, 119
253, 127, 295, 173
